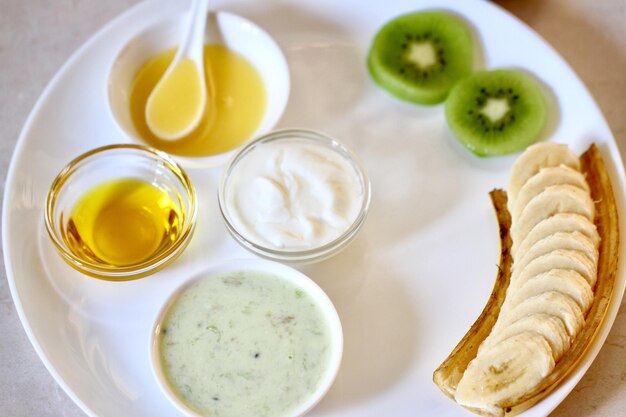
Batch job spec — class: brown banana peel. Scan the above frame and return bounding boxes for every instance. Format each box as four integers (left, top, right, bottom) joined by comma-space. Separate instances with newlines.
433, 143, 620, 416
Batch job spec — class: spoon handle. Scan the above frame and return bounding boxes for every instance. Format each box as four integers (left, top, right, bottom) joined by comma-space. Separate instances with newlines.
176, 0, 210, 63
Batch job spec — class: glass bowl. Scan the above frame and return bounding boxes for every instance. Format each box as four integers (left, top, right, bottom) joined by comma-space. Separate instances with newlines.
218, 129, 371, 263
150, 258, 343, 417
44, 144, 197, 280
107, 10, 290, 168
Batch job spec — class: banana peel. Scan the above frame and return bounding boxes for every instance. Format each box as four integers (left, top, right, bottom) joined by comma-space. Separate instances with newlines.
433, 143, 619, 416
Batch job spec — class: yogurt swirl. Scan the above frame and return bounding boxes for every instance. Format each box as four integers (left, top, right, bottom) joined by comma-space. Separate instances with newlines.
224, 137, 364, 250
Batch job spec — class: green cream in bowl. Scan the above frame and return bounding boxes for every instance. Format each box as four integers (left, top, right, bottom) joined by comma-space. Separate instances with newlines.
150, 259, 343, 417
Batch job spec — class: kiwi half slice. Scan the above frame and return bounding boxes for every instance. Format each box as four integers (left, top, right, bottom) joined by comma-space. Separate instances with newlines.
445, 69, 547, 157
367, 11, 474, 105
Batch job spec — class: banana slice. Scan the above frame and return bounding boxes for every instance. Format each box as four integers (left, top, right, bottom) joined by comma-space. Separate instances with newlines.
507, 269, 593, 312
508, 143, 580, 205
509, 249, 597, 290
455, 332, 554, 414
510, 165, 589, 221
513, 231, 598, 274
511, 185, 595, 247
496, 291, 584, 337
513, 213, 599, 259
478, 314, 570, 360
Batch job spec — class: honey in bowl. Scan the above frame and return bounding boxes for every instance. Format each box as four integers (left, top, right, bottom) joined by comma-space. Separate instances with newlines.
64, 178, 182, 267
45, 145, 197, 280
130, 45, 267, 157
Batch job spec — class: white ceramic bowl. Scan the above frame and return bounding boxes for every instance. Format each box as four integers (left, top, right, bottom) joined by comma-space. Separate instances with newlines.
150, 258, 343, 417
108, 11, 290, 168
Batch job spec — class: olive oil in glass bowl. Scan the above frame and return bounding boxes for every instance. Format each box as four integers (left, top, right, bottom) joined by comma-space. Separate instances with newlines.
45, 144, 197, 280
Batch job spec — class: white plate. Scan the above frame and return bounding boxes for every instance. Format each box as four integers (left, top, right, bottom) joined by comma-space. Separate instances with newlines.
4, 0, 626, 416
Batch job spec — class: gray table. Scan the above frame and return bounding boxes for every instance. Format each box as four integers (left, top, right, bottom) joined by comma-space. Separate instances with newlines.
1, 0, 625, 415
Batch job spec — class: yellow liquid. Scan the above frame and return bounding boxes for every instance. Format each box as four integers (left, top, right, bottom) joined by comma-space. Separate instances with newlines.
146, 58, 205, 139
64, 178, 182, 267
130, 45, 267, 157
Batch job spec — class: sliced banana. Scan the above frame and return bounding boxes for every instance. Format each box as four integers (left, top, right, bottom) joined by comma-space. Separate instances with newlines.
507, 269, 593, 312
509, 249, 598, 290
434, 144, 616, 417
512, 248, 597, 290
513, 231, 598, 274
513, 213, 599, 259
455, 332, 554, 414
496, 291, 584, 337
478, 314, 570, 360
511, 185, 595, 247
510, 165, 590, 221
508, 142, 580, 205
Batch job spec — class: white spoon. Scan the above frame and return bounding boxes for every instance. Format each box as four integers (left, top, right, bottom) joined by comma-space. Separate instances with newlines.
145, 0, 210, 141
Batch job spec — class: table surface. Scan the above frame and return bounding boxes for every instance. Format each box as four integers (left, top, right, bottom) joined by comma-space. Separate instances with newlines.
1, 0, 625, 416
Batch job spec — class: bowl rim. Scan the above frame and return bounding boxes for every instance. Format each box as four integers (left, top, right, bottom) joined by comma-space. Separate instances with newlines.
149, 258, 344, 417
44, 143, 197, 279
106, 10, 291, 169
217, 128, 372, 263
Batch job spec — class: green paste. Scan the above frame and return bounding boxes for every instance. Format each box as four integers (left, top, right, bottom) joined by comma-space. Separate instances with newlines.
158, 270, 332, 417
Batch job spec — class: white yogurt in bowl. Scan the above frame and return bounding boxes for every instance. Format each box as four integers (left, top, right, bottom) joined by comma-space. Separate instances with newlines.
218, 129, 371, 263
150, 259, 343, 417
